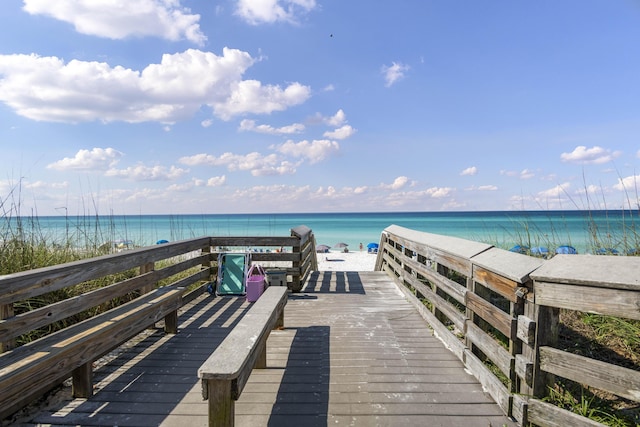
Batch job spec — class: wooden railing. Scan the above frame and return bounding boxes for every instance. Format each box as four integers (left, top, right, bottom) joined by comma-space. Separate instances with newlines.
0, 226, 316, 419
375, 224, 640, 427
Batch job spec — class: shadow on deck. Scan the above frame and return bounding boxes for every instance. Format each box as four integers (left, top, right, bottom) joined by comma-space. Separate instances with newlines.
26, 271, 517, 427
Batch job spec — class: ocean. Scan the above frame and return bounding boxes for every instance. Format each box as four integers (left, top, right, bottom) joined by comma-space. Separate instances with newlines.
7, 210, 639, 255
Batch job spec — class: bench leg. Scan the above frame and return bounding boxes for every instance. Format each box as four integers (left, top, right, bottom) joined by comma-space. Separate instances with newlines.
164, 310, 178, 334
207, 379, 234, 427
72, 362, 93, 398
255, 343, 267, 369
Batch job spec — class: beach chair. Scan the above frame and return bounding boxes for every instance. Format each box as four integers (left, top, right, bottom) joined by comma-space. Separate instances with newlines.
216, 252, 251, 296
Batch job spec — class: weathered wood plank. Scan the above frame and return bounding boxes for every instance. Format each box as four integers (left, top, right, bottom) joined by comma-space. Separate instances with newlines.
473, 265, 519, 302
0, 237, 211, 305
528, 398, 607, 427
198, 286, 288, 397
539, 346, 640, 401
465, 291, 513, 338
465, 321, 514, 378
535, 281, 640, 320
530, 254, 640, 290
471, 246, 544, 285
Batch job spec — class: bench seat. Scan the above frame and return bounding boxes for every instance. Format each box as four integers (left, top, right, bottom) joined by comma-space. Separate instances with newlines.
0, 285, 184, 419
198, 286, 288, 426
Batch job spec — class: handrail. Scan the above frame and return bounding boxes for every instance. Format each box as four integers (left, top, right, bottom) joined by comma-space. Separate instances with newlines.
375, 224, 640, 427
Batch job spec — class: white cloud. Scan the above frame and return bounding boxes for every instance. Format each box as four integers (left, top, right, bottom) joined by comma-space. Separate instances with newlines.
326, 109, 346, 127
275, 139, 340, 163
425, 186, 453, 198
207, 175, 227, 186
105, 164, 189, 181
382, 176, 409, 190
460, 166, 477, 176
23, 0, 206, 45
179, 151, 298, 176
382, 62, 410, 87
613, 174, 640, 192
466, 185, 498, 191
323, 124, 356, 140
213, 80, 311, 120
235, 0, 317, 25
500, 168, 535, 179
47, 147, 123, 171
239, 119, 305, 135
538, 182, 571, 198
0, 49, 310, 124
560, 145, 621, 164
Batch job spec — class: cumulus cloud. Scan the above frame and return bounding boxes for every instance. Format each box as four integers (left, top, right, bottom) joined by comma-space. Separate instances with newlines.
424, 186, 454, 198
179, 151, 298, 176
325, 109, 346, 127
23, 0, 206, 45
323, 124, 356, 140
235, 0, 317, 25
560, 145, 621, 164
47, 147, 123, 171
213, 80, 310, 120
613, 174, 640, 191
460, 166, 477, 176
239, 119, 305, 135
382, 62, 409, 87
538, 182, 571, 198
207, 175, 227, 186
0, 49, 310, 123
105, 164, 189, 181
275, 139, 340, 163
381, 176, 410, 190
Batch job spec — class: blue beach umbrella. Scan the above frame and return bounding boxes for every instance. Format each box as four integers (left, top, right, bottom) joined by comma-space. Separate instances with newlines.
595, 247, 619, 255
156, 239, 169, 244
509, 245, 529, 254
530, 246, 549, 257
555, 245, 577, 255
367, 242, 379, 249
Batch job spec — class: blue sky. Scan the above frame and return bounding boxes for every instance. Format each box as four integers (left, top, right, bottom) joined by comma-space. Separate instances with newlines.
1, 0, 639, 216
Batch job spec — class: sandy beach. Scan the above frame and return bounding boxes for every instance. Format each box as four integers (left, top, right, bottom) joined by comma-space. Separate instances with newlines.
316, 250, 378, 271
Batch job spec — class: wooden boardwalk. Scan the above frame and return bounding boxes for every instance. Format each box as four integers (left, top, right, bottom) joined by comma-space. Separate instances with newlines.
28, 271, 517, 426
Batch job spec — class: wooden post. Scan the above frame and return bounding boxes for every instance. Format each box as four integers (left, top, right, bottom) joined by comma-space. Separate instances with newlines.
207, 379, 234, 427
72, 362, 93, 398
140, 262, 155, 294
528, 294, 559, 399
164, 311, 178, 334
0, 304, 14, 352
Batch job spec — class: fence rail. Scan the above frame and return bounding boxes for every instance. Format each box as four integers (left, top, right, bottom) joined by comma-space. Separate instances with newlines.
375, 224, 640, 427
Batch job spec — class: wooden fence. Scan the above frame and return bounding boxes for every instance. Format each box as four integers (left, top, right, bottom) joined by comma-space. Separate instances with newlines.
0, 226, 316, 418
375, 224, 640, 427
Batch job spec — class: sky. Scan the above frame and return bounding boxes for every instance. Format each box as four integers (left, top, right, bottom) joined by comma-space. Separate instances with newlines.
1, 0, 639, 216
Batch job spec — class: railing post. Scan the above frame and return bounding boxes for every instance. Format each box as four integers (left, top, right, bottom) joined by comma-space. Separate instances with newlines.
528, 294, 559, 399
0, 304, 14, 352
140, 261, 155, 294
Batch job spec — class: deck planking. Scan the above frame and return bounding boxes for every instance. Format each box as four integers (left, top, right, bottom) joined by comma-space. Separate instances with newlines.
27, 271, 517, 426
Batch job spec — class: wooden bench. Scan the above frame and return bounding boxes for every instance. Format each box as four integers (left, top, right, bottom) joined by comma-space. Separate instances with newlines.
198, 286, 288, 427
0, 285, 185, 419
0, 239, 213, 420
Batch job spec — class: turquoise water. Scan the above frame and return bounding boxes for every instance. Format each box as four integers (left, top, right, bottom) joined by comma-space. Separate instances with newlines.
5, 210, 640, 254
